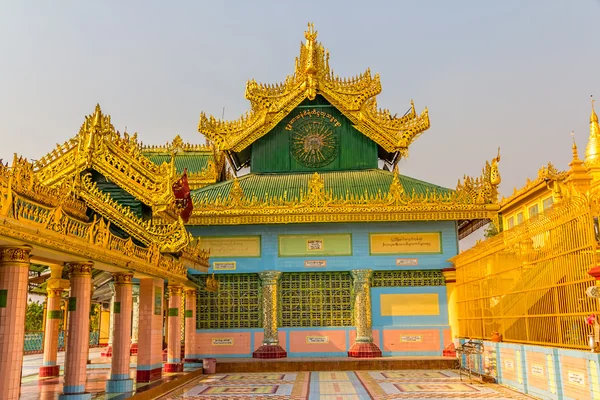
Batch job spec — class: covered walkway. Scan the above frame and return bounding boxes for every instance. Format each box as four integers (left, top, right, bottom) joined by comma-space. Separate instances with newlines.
20, 348, 202, 400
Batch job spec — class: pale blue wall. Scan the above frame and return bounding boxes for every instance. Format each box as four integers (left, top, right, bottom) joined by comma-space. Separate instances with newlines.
187, 221, 458, 273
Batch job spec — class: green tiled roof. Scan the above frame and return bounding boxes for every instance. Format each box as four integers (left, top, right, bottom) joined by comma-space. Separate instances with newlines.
191, 169, 452, 203
143, 152, 214, 175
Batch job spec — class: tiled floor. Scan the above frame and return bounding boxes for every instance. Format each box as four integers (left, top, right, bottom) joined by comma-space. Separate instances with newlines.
159, 370, 537, 399
19, 349, 201, 400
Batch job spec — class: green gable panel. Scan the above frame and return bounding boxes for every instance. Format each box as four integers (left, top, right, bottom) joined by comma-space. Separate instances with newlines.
251, 96, 377, 173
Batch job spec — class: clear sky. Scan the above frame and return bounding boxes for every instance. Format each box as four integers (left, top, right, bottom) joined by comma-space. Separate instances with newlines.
1, 1, 599, 248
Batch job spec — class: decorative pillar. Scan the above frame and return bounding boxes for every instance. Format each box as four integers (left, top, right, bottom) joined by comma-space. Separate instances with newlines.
101, 282, 115, 357
184, 289, 197, 362
0, 245, 32, 400
105, 273, 134, 393
136, 278, 164, 383
130, 284, 139, 355
253, 271, 286, 359
348, 269, 381, 358
39, 284, 65, 377
60, 261, 93, 400
164, 285, 183, 372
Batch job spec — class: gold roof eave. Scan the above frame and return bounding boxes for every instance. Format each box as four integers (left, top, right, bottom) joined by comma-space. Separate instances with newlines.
198, 23, 430, 155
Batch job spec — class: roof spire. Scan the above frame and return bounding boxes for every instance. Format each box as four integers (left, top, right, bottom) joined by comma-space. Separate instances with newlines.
585, 95, 600, 166
567, 131, 592, 193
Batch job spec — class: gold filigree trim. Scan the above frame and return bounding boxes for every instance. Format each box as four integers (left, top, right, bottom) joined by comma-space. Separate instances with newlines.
190, 160, 501, 225
113, 272, 134, 285
65, 261, 94, 276
0, 245, 32, 264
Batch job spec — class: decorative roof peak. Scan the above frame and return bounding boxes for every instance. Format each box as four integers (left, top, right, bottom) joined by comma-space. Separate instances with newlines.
198, 24, 430, 156
585, 96, 600, 167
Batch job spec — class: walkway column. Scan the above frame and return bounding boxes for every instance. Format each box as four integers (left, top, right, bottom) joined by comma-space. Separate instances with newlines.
39, 274, 66, 378
130, 284, 139, 355
0, 245, 32, 400
136, 278, 163, 382
101, 282, 115, 357
184, 289, 197, 361
164, 285, 183, 372
106, 273, 134, 393
348, 269, 382, 357
60, 261, 93, 400
253, 271, 286, 359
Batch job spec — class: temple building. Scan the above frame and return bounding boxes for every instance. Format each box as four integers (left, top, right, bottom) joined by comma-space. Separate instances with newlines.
0, 24, 503, 399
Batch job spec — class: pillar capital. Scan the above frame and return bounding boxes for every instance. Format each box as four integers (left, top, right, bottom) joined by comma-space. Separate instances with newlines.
258, 270, 282, 285
167, 285, 183, 296
65, 261, 93, 276
350, 269, 373, 284
0, 245, 32, 264
184, 289, 197, 297
112, 272, 133, 285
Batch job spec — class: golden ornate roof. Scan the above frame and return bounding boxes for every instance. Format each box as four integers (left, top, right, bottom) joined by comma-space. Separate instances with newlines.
198, 23, 430, 156
499, 163, 567, 207
189, 154, 501, 226
33, 105, 177, 213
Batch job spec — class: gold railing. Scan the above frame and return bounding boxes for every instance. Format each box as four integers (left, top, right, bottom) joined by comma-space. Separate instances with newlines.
453, 195, 599, 349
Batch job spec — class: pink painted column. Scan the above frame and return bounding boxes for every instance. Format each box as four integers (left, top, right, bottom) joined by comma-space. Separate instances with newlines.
105, 273, 134, 393
164, 285, 183, 372
0, 245, 32, 400
184, 289, 197, 362
60, 261, 93, 400
39, 287, 64, 377
136, 278, 164, 382
40, 263, 68, 377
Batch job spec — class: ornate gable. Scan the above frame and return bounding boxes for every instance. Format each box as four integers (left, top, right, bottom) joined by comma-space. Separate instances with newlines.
198, 23, 430, 157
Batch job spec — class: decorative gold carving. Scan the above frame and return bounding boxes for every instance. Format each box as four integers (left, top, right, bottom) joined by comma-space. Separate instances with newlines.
190, 167, 500, 225
0, 157, 207, 281
77, 173, 190, 253
33, 104, 175, 212
113, 272, 134, 285
455, 150, 502, 205
65, 261, 94, 276
0, 245, 32, 264
142, 135, 226, 190
184, 289, 197, 297
168, 285, 183, 296
500, 162, 568, 207
205, 274, 219, 292
198, 23, 429, 156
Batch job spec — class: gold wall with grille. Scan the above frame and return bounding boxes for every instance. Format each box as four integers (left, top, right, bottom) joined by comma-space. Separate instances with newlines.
453, 196, 600, 349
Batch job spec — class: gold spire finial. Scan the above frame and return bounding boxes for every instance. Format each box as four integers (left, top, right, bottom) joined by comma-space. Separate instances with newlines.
571, 131, 579, 157
92, 104, 103, 129
586, 96, 600, 167
305, 22, 317, 42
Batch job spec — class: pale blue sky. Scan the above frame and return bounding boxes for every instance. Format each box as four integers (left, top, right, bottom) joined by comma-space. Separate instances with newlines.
1, 1, 599, 246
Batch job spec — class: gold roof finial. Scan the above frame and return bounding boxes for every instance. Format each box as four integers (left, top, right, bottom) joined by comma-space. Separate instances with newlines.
585, 95, 600, 166
571, 131, 579, 159
304, 22, 317, 42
